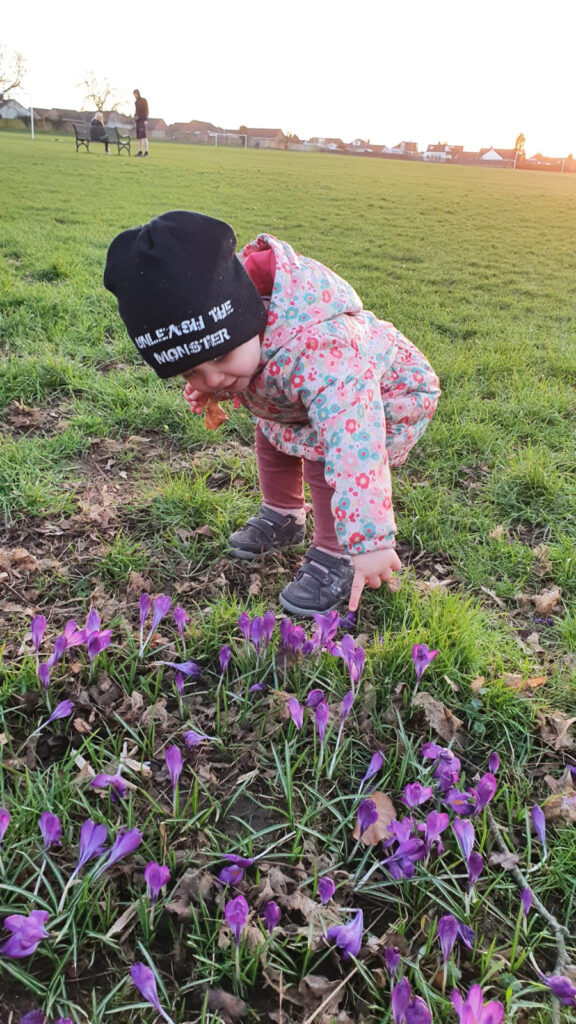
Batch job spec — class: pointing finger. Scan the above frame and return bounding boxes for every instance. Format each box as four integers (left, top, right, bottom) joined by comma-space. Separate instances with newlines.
348, 571, 365, 612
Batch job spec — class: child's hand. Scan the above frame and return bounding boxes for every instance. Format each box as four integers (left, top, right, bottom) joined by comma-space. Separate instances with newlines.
183, 383, 211, 415
348, 549, 402, 612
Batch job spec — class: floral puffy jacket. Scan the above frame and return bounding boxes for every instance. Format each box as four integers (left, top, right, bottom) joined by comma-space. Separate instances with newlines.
239, 234, 414, 555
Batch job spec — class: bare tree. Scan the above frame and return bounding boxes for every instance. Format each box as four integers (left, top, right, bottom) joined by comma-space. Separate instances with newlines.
514, 132, 526, 157
0, 45, 26, 96
79, 72, 119, 112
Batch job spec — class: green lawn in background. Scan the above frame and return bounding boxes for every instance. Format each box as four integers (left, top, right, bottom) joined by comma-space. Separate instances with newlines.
0, 132, 575, 1022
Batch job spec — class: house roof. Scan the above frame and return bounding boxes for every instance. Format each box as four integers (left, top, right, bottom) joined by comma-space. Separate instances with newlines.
245, 127, 285, 138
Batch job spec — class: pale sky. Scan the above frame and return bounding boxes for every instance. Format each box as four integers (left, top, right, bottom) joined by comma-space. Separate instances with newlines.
3, 0, 574, 155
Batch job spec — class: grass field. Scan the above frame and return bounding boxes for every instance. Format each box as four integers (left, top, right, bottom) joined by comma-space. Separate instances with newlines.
0, 132, 575, 1023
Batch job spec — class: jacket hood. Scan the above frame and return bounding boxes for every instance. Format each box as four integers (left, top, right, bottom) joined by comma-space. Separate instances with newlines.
240, 234, 363, 363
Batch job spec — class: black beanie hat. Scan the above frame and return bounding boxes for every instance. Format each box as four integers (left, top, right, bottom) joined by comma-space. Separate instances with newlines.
103, 211, 268, 378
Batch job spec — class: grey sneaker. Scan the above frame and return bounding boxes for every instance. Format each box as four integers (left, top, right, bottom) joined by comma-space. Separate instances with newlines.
279, 546, 354, 617
228, 506, 306, 560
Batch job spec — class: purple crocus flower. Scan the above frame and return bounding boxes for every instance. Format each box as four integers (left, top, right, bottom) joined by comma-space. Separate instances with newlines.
54, 1018, 74, 1024
0, 808, 11, 845
250, 616, 264, 655
437, 914, 459, 962
165, 746, 183, 790
451, 985, 505, 1024
30, 615, 47, 653
520, 887, 533, 915
46, 635, 67, 668
175, 672, 185, 695
339, 634, 366, 687
318, 876, 335, 904
467, 852, 484, 890
402, 782, 434, 808
405, 998, 432, 1024
87, 630, 112, 662
382, 838, 427, 880
38, 663, 51, 688
238, 612, 251, 645
20, 1012, 45, 1024
384, 946, 401, 976
91, 772, 128, 801
445, 788, 476, 815
540, 974, 576, 1006
311, 609, 340, 648
85, 609, 101, 634
262, 901, 281, 931
139, 593, 151, 636
71, 818, 108, 876
341, 690, 355, 720
453, 819, 475, 861
222, 854, 255, 867
144, 862, 171, 901
224, 893, 249, 945
326, 908, 363, 960
173, 605, 190, 635
391, 978, 412, 1024
315, 700, 329, 744
130, 962, 175, 1024
359, 751, 384, 793
39, 811, 62, 849
488, 751, 500, 773
471, 773, 497, 815
64, 619, 87, 647
219, 864, 244, 885
384, 817, 414, 848
419, 810, 450, 854
160, 660, 201, 677
0, 910, 50, 958
412, 643, 439, 682
357, 798, 378, 836
262, 609, 276, 651
184, 729, 211, 747
279, 618, 306, 656
218, 645, 231, 674
531, 804, 547, 854
94, 827, 143, 878
306, 688, 325, 708
151, 594, 172, 631
34, 699, 75, 734
288, 697, 304, 731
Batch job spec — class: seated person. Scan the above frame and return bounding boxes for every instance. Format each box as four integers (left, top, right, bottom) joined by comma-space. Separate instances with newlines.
89, 112, 110, 153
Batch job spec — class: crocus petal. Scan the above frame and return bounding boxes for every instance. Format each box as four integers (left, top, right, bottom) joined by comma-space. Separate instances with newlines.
262, 901, 281, 931
219, 864, 244, 885
39, 811, 62, 848
531, 804, 547, 851
359, 751, 384, 792
91, 773, 128, 800
315, 700, 329, 743
521, 887, 533, 915
38, 663, 51, 688
326, 909, 363, 960
131, 962, 175, 1024
0, 808, 11, 844
224, 893, 249, 945
165, 746, 183, 790
467, 851, 484, 890
151, 594, 172, 632
412, 643, 439, 682
75, 818, 108, 872
95, 827, 143, 877
341, 690, 355, 720
391, 978, 412, 1024
238, 612, 251, 643
262, 609, 276, 650
306, 688, 325, 708
402, 782, 434, 808
357, 798, 378, 835
384, 946, 401, 976
87, 630, 112, 662
288, 697, 304, 731
21, 1012, 45, 1024
219, 644, 232, 673
139, 593, 151, 630
160, 659, 201, 677
437, 914, 459, 962
144, 861, 171, 901
85, 609, 101, 634
30, 615, 47, 653
318, 876, 336, 903
488, 751, 500, 773
250, 616, 264, 654
47, 699, 74, 724
0, 909, 50, 959
541, 974, 576, 1006
173, 605, 190, 635
184, 729, 211, 747
405, 997, 432, 1024
453, 819, 475, 860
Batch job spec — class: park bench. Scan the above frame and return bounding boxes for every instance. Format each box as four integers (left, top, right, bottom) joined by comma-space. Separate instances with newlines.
73, 122, 132, 156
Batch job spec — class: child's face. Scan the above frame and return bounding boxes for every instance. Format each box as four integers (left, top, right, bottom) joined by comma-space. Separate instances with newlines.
181, 335, 261, 396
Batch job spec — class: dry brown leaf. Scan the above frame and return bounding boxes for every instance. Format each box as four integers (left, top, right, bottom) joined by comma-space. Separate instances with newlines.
141, 698, 169, 730
536, 711, 576, 751
503, 674, 547, 692
544, 770, 574, 794
126, 570, 151, 597
206, 989, 247, 1022
489, 525, 506, 540
412, 692, 463, 743
542, 792, 576, 824
165, 868, 216, 918
204, 398, 229, 430
248, 574, 262, 597
471, 676, 486, 693
73, 717, 92, 735
283, 889, 319, 920
104, 901, 138, 939
524, 632, 544, 654
0, 547, 40, 573
352, 790, 397, 845
531, 586, 562, 615
444, 674, 459, 693
488, 851, 521, 869
298, 975, 343, 1014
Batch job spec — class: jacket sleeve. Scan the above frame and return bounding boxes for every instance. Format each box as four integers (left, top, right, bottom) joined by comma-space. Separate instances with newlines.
288, 336, 396, 555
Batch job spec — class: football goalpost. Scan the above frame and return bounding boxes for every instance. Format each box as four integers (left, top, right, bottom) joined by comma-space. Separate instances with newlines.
210, 132, 248, 149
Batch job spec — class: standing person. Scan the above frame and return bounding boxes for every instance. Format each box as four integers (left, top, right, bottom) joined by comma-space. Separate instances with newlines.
104, 211, 440, 617
89, 112, 110, 154
133, 89, 149, 157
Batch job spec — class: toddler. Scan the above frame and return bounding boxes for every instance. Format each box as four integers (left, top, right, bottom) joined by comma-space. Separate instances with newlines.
104, 211, 440, 617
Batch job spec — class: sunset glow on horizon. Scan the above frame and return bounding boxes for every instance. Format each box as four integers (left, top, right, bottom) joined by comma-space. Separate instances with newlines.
3, 0, 574, 158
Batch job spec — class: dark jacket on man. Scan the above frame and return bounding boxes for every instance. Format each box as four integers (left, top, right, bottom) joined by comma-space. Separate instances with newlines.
135, 96, 149, 119
90, 117, 108, 142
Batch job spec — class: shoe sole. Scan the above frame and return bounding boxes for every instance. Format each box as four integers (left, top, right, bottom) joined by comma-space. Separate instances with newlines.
228, 541, 305, 561
278, 592, 344, 618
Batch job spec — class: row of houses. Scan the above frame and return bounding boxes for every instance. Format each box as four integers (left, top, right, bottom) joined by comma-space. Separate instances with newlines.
0, 96, 571, 169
